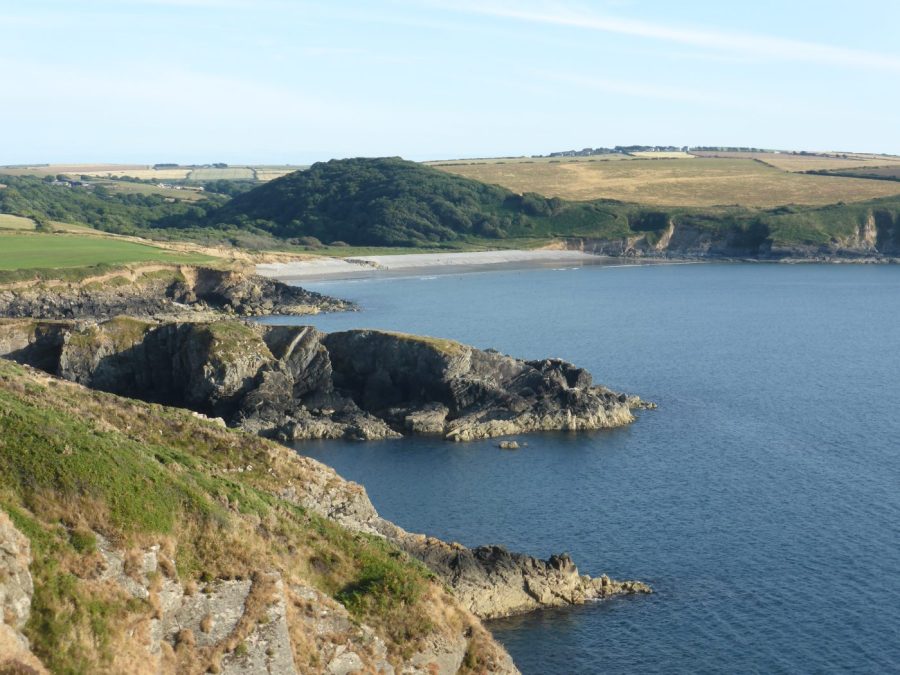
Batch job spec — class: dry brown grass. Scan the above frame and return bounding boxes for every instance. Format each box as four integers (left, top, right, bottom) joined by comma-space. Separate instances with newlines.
0, 164, 146, 177
691, 151, 900, 172
630, 151, 694, 159
436, 156, 900, 207
0, 214, 35, 231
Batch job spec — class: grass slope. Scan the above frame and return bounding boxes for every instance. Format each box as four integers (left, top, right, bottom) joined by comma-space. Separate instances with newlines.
0, 232, 213, 270
0, 360, 498, 672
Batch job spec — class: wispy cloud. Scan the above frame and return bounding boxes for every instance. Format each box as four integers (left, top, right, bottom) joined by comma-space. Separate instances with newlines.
537, 70, 718, 104
440, 1, 900, 72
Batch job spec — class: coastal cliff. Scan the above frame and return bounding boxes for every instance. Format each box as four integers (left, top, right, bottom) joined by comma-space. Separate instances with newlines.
0, 359, 648, 673
562, 205, 900, 261
0, 318, 650, 442
0, 264, 352, 320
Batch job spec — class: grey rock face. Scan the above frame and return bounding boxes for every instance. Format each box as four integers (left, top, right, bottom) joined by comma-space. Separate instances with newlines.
0, 266, 353, 321
278, 454, 650, 622
1, 320, 648, 443
0, 511, 34, 635
0, 511, 47, 673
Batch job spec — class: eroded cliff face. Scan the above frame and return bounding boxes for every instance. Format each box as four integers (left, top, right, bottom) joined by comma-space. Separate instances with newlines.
565, 208, 900, 261
0, 318, 649, 443
0, 265, 353, 321
0, 512, 47, 675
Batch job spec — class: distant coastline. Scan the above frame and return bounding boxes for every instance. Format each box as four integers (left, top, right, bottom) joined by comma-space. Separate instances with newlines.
255, 249, 676, 281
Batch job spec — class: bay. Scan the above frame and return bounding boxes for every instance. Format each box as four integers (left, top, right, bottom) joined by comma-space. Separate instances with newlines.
262, 262, 900, 674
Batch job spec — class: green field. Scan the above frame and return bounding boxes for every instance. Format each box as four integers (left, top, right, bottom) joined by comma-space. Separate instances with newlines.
0, 232, 213, 271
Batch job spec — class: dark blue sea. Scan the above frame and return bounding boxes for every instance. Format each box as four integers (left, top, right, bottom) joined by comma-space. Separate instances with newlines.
263, 262, 900, 674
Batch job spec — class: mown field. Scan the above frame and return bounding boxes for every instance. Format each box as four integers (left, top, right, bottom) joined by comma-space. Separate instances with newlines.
691, 151, 900, 173
815, 165, 900, 181
435, 157, 900, 207
0, 214, 36, 230
0, 164, 303, 183
0, 232, 213, 270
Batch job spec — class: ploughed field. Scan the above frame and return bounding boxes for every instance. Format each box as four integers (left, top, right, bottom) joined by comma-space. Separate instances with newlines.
434, 156, 900, 207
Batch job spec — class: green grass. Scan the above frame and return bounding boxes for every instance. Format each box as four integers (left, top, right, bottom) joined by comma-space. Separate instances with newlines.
0, 232, 214, 271
0, 358, 444, 669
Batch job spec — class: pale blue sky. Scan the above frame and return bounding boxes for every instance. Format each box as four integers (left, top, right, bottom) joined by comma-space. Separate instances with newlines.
2, 0, 899, 164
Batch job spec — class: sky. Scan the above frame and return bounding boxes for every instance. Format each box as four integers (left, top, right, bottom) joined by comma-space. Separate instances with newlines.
2, 0, 899, 164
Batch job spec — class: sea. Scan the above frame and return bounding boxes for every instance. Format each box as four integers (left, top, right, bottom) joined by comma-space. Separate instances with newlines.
260, 262, 900, 674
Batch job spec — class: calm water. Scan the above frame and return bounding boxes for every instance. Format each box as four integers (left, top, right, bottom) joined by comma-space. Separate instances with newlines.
263, 263, 900, 674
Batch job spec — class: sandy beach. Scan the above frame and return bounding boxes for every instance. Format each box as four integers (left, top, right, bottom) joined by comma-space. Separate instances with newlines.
256, 249, 616, 281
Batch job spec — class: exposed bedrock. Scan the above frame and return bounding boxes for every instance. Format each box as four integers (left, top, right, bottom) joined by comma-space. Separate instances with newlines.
563, 208, 900, 261
0, 265, 353, 320
279, 456, 651, 620
0, 318, 652, 442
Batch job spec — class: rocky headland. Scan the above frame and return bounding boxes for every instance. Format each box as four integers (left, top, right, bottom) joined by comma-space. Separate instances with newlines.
0, 318, 651, 443
0, 264, 352, 321
0, 359, 649, 674
559, 209, 900, 262
0, 271, 655, 672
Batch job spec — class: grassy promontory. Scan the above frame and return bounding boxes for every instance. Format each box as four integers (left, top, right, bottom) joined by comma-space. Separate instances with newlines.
0, 360, 510, 672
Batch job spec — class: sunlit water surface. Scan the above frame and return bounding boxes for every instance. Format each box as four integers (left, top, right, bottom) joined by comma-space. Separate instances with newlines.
260, 263, 900, 674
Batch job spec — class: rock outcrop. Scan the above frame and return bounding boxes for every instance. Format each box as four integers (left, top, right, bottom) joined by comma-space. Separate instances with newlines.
0, 319, 650, 442
278, 451, 651, 620
563, 207, 900, 262
0, 264, 353, 320
0, 512, 47, 674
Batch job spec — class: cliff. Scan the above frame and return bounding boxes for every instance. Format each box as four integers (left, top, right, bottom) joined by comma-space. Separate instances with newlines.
0, 264, 353, 321
0, 319, 650, 442
0, 358, 648, 673
563, 203, 900, 261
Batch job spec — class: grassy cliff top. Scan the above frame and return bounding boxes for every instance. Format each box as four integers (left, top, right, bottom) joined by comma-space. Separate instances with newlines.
0, 360, 499, 672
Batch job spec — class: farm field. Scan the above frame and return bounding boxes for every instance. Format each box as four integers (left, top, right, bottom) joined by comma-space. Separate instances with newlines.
435, 156, 900, 207
0, 232, 213, 270
85, 168, 193, 180
427, 154, 630, 167
0, 214, 36, 230
91, 180, 208, 201
630, 151, 694, 159
691, 151, 900, 172
252, 166, 306, 180
815, 165, 900, 180
0, 164, 306, 183
0, 164, 146, 177
187, 167, 255, 181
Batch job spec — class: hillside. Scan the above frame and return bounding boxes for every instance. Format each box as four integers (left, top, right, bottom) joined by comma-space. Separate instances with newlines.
433, 156, 900, 207
0, 359, 518, 673
205, 156, 569, 246
5, 157, 900, 258
203, 157, 900, 256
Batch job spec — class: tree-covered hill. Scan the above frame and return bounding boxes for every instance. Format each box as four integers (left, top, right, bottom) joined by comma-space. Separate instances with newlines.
203, 157, 629, 246
3, 158, 900, 256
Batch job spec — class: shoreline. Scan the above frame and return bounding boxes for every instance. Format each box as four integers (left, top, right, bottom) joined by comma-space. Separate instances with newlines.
255, 249, 672, 281
255, 249, 899, 282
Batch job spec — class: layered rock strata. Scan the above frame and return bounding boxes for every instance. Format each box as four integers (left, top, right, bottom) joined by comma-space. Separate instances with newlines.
0, 265, 352, 320
0, 319, 651, 442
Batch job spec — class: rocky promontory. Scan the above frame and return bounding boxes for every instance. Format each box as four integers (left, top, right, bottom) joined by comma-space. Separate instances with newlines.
0, 264, 352, 320
0, 358, 648, 673
0, 318, 651, 442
